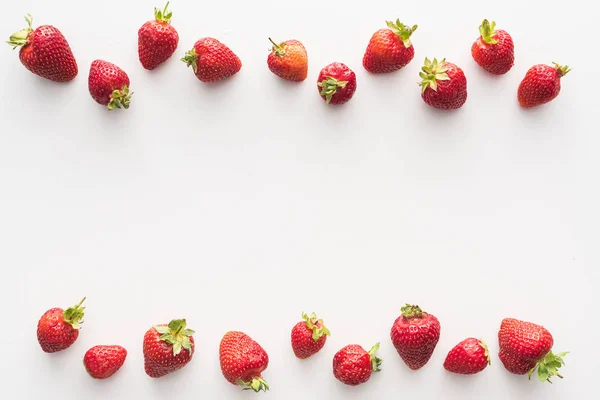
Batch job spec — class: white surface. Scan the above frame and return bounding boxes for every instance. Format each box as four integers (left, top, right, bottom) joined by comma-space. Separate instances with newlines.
0, 0, 596, 398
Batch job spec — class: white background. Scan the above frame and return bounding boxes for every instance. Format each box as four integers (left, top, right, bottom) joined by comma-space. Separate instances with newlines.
0, 0, 596, 398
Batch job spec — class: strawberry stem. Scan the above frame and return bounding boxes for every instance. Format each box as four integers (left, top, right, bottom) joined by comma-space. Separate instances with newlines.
401, 303, 426, 318
7, 13, 33, 49
63, 297, 86, 330
368, 342, 383, 372
418, 58, 450, 93
154, 2, 173, 24
386, 19, 418, 48
302, 312, 331, 341
154, 319, 195, 356
237, 377, 269, 392
479, 19, 499, 45
317, 76, 348, 104
107, 85, 133, 110
269, 37, 286, 57
479, 340, 491, 365
553, 62, 571, 77
181, 48, 198, 73
528, 350, 568, 383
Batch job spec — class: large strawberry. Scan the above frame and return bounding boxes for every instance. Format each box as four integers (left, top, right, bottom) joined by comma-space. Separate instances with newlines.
138, 2, 179, 70
363, 19, 417, 73
390, 304, 441, 370
443, 338, 490, 375
88, 60, 132, 110
291, 312, 330, 359
37, 297, 86, 353
419, 58, 467, 110
84, 345, 127, 379
517, 63, 570, 108
317, 62, 357, 104
267, 38, 308, 82
181, 38, 242, 82
219, 331, 269, 392
471, 19, 514, 75
332, 343, 382, 386
498, 318, 567, 382
143, 319, 195, 378
7, 14, 77, 82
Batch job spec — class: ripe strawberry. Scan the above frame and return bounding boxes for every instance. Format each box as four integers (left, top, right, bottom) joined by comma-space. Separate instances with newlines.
498, 318, 567, 383
390, 304, 441, 370
219, 331, 269, 392
88, 60, 132, 110
363, 19, 417, 73
7, 14, 77, 82
291, 312, 330, 359
443, 338, 490, 375
37, 297, 86, 353
317, 62, 357, 104
517, 63, 570, 108
181, 38, 242, 82
267, 38, 308, 82
143, 319, 195, 378
84, 345, 127, 379
138, 2, 179, 70
333, 343, 382, 386
419, 58, 467, 110
471, 19, 514, 75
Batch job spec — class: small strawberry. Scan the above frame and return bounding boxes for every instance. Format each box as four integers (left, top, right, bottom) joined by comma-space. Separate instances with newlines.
363, 19, 417, 73
143, 319, 195, 378
138, 2, 179, 70
181, 38, 242, 82
517, 63, 570, 108
390, 304, 441, 370
88, 60, 132, 110
419, 58, 467, 110
317, 62, 357, 104
219, 331, 269, 392
291, 312, 330, 359
7, 14, 78, 82
83, 345, 127, 379
37, 297, 86, 353
498, 318, 567, 383
267, 38, 308, 82
332, 343, 382, 386
471, 19, 514, 75
443, 338, 490, 375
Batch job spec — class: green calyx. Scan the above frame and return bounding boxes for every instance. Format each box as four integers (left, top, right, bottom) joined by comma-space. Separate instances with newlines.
108, 85, 133, 110
401, 303, 426, 318
236, 377, 269, 392
269, 37, 286, 57
154, 2, 173, 24
418, 58, 450, 93
553, 62, 571, 77
154, 319, 195, 356
368, 342, 383, 372
302, 312, 331, 342
528, 350, 568, 383
7, 13, 33, 49
479, 340, 491, 366
479, 19, 498, 45
63, 297, 86, 329
317, 77, 348, 104
181, 48, 198, 73
386, 19, 418, 48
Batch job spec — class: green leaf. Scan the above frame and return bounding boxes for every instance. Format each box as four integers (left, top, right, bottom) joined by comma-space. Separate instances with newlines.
538, 364, 549, 382
173, 341, 182, 356
182, 329, 195, 336
154, 326, 170, 334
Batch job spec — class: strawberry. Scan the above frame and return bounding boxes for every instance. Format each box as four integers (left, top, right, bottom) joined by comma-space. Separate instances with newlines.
143, 319, 195, 378
317, 62, 357, 104
37, 297, 86, 353
419, 58, 467, 110
390, 304, 441, 370
291, 312, 330, 359
332, 343, 382, 386
219, 331, 269, 392
498, 318, 568, 383
88, 60, 132, 110
138, 2, 179, 70
7, 14, 77, 82
83, 345, 127, 379
443, 338, 490, 375
363, 19, 417, 73
267, 38, 308, 82
517, 63, 570, 108
471, 19, 514, 75
181, 38, 242, 82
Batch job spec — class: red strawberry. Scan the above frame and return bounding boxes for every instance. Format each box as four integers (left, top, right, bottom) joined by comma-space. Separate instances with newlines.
181, 38, 242, 82
332, 343, 382, 386
267, 38, 308, 82
317, 62, 357, 104
363, 19, 417, 73
498, 318, 567, 382
517, 63, 570, 108
419, 58, 467, 110
138, 2, 179, 70
37, 297, 85, 353
219, 331, 269, 392
443, 338, 490, 375
88, 60, 132, 110
7, 14, 77, 82
390, 304, 441, 370
84, 345, 127, 379
143, 319, 195, 378
291, 312, 330, 359
471, 19, 514, 75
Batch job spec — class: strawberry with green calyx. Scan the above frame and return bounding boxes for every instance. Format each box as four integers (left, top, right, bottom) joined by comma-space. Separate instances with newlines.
219, 331, 270, 392
333, 343, 382, 386
517, 63, 570, 108
138, 2, 179, 70
363, 19, 418, 73
37, 297, 86, 353
471, 19, 514, 75
267, 38, 308, 82
143, 319, 195, 378
444, 338, 490, 375
317, 62, 357, 104
88, 60, 132, 110
419, 58, 467, 110
291, 312, 331, 359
